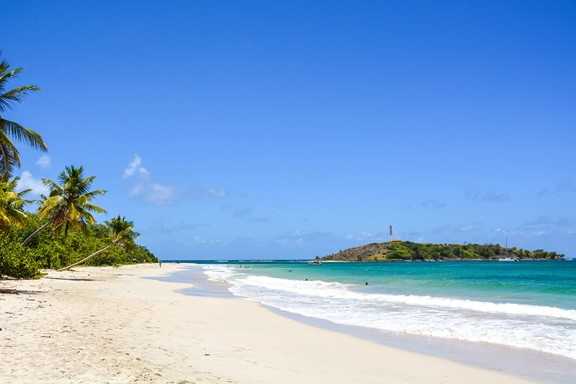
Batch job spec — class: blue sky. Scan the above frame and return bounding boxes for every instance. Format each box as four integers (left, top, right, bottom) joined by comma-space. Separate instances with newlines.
3, 0, 575, 259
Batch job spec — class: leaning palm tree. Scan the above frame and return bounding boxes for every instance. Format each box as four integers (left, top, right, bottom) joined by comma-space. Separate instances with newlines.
0, 176, 32, 232
21, 165, 107, 246
0, 53, 48, 178
59, 215, 139, 271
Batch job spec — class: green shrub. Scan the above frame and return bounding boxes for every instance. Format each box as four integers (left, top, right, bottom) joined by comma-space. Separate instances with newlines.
0, 237, 42, 279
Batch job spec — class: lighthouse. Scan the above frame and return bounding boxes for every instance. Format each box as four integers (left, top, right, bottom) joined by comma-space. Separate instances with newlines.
389, 225, 402, 243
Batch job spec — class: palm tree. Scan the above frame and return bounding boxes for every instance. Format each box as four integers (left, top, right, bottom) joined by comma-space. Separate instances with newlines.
59, 215, 139, 271
0, 53, 48, 178
0, 176, 32, 232
21, 165, 107, 246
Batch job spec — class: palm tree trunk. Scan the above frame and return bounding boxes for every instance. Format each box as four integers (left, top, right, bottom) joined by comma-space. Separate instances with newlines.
58, 243, 115, 271
21, 220, 52, 247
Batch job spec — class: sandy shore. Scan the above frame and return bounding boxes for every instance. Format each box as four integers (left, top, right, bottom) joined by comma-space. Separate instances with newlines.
1, 263, 536, 384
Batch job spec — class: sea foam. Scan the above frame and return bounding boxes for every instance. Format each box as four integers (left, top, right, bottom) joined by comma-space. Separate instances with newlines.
203, 265, 576, 360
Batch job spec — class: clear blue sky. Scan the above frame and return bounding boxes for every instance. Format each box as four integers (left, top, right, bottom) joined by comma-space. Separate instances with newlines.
3, 0, 575, 259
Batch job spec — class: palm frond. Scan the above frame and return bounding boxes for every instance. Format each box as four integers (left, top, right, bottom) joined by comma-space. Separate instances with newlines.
33, 165, 107, 239
0, 66, 25, 112
0, 175, 30, 231
83, 189, 108, 200
0, 119, 48, 151
0, 140, 20, 178
1, 85, 41, 111
83, 203, 107, 214
42, 178, 63, 195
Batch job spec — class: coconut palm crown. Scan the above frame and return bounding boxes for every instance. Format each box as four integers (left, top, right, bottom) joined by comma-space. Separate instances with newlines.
22, 165, 107, 246
39, 165, 107, 238
106, 215, 139, 248
59, 215, 139, 271
0, 53, 48, 178
0, 176, 32, 232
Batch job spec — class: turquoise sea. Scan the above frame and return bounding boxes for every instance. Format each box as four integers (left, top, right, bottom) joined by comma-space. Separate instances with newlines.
163, 260, 576, 382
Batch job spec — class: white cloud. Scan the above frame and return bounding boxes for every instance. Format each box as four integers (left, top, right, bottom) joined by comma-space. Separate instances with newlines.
206, 186, 227, 198
275, 230, 336, 247
123, 155, 175, 205
16, 171, 49, 196
36, 155, 51, 168
123, 155, 149, 179
432, 222, 482, 234
466, 189, 510, 203
150, 219, 209, 233
129, 184, 144, 197
146, 183, 175, 205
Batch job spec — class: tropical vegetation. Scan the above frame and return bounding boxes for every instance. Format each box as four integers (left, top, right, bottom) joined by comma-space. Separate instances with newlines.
59, 215, 139, 271
323, 241, 564, 262
0, 213, 157, 278
0, 176, 31, 232
0, 52, 157, 279
0, 52, 47, 178
22, 165, 107, 246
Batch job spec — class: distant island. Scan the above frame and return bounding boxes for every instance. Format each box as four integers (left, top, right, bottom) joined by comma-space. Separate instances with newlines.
322, 241, 564, 262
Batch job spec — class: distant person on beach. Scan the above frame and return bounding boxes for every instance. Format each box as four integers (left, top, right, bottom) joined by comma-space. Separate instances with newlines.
159, 261, 162, 267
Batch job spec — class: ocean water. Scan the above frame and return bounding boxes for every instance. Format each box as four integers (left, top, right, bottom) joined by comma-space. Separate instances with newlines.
191, 260, 576, 362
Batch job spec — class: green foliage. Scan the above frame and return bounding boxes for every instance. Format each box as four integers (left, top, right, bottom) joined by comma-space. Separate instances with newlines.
0, 53, 48, 178
0, 235, 42, 278
0, 213, 158, 278
329, 241, 564, 262
0, 176, 32, 232
34, 165, 107, 240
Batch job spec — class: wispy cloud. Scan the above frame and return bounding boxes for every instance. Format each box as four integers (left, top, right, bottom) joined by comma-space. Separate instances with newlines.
404, 198, 446, 210
150, 219, 209, 234
190, 236, 228, 247
536, 179, 576, 197
123, 156, 231, 206
16, 171, 48, 197
466, 189, 510, 203
275, 230, 337, 247
488, 216, 576, 248
123, 155, 149, 179
231, 207, 254, 219
123, 155, 174, 205
344, 230, 387, 243
129, 184, 145, 197
421, 199, 447, 209
557, 179, 576, 193
222, 205, 271, 223
206, 186, 227, 198
146, 183, 175, 205
36, 155, 51, 168
185, 186, 230, 201
523, 216, 576, 229
432, 222, 482, 235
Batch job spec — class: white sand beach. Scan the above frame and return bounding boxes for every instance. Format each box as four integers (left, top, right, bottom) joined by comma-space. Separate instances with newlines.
0, 263, 536, 384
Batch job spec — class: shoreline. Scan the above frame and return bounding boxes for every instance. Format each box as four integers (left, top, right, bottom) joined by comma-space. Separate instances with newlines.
160, 263, 576, 384
1, 263, 539, 383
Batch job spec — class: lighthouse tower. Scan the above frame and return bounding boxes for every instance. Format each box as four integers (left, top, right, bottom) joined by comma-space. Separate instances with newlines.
389, 225, 401, 242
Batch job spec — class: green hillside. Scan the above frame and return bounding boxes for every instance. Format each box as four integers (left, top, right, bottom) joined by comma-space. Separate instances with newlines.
322, 241, 564, 262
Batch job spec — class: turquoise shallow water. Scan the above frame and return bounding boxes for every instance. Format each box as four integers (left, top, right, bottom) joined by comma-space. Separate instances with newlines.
161, 260, 576, 383
188, 260, 576, 360
234, 260, 576, 309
